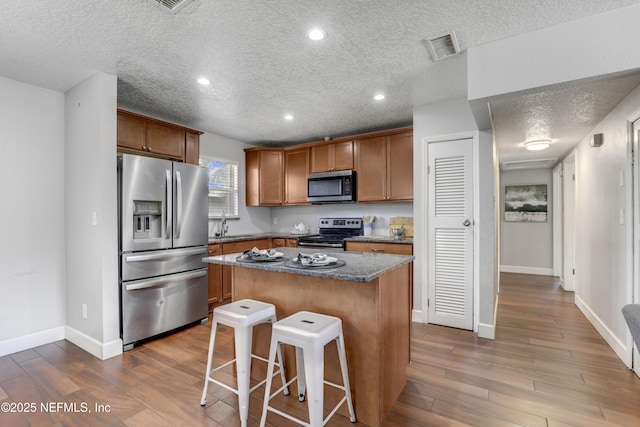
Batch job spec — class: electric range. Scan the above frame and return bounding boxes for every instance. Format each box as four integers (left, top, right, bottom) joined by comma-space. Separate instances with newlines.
297, 217, 363, 251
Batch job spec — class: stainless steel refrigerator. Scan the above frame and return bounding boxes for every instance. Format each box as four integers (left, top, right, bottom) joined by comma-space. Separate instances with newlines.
118, 153, 208, 350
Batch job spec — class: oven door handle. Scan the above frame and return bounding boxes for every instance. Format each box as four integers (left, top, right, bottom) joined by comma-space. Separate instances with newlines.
124, 269, 207, 291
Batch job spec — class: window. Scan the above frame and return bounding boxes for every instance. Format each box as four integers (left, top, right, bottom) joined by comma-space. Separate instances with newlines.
199, 156, 239, 218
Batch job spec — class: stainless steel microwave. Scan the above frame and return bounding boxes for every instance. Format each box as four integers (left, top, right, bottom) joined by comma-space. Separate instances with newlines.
307, 170, 356, 203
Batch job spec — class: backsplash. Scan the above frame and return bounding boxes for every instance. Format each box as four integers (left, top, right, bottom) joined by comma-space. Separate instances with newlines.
270, 203, 413, 235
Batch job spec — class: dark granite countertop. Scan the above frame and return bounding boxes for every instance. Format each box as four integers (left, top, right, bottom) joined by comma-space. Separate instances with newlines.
344, 235, 413, 244
208, 232, 313, 244
202, 247, 414, 283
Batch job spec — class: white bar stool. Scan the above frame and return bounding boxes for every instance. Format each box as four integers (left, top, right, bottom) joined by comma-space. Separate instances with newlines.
200, 299, 288, 427
260, 311, 356, 427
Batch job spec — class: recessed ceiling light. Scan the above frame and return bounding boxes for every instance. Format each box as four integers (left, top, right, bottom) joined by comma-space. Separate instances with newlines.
197, 77, 210, 85
524, 140, 551, 151
284, 114, 294, 120
374, 94, 385, 101
307, 28, 326, 41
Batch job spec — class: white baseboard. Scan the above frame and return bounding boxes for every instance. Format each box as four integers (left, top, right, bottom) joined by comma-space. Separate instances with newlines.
0, 326, 65, 357
412, 309, 424, 323
65, 326, 123, 360
477, 322, 495, 339
575, 294, 629, 367
500, 265, 554, 276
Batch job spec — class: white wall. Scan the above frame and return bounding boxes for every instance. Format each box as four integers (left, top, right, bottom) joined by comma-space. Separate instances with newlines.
571, 84, 640, 366
271, 203, 413, 235
468, 3, 640, 102
413, 99, 497, 338
65, 73, 121, 359
199, 132, 272, 235
0, 76, 66, 356
500, 169, 554, 275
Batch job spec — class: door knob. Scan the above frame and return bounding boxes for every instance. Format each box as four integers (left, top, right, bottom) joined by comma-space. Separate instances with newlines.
463, 219, 471, 227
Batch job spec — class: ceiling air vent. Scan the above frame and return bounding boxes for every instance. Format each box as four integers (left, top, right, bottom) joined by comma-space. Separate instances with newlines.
153, 0, 195, 13
424, 31, 461, 61
500, 158, 558, 171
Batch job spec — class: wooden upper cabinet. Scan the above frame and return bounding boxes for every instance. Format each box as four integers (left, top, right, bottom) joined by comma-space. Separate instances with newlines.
355, 136, 388, 202
260, 150, 284, 205
310, 141, 353, 173
284, 148, 309, 205
185, 132, 200, 165
355, 131, 413, 202
387, 132, 413, 201
117, 109, 201, 164
245, 148, 284, 206
145, 122, 185, 159
117, 113, 146, 151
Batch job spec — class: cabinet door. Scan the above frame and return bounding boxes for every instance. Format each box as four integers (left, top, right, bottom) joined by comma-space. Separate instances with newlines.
146, 122, 185, 159
117, 113, 146, 151
285, 148, 309, 205
310, 144, 331, 173
272, 238, 285, 248
387, 132, 413, 201
285, 238, 298, 248
356, 136, 388, 202
259, 151, 284, 205
332, 141, 354, 171
185, 132, 200, 165
310, 142, 353, 173
207, 244, 223, 308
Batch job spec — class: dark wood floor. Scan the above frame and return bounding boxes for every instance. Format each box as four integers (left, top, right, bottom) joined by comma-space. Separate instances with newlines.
2, 273, 640, 426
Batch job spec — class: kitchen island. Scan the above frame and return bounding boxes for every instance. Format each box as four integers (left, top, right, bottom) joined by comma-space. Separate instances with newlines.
203, 248, 413, 427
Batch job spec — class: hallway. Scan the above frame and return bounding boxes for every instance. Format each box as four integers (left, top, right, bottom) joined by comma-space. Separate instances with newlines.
387, 273, 640, 426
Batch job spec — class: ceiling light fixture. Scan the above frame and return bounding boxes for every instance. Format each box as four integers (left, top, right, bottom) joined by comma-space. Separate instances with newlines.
374, 94, 385, 101
524, 140, 551, 151
197, 77, 210, 85
307, 28, 326, 41
284, 114, 294, 120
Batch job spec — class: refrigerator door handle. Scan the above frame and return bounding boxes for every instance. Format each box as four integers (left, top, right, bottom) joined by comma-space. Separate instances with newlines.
123, 246, 208, 263
165, 169, 172, 239
124, 269, 207, 291
175, 170, 183, 238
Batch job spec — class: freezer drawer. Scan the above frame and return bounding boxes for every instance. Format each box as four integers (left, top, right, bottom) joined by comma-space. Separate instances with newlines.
121, 268, 208, 347
121, 246, 208, 281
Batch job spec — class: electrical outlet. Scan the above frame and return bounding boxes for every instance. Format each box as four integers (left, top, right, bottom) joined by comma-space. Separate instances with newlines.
82, 304, 88, 319
91, 212, 97, 226
273, 217, 278, 225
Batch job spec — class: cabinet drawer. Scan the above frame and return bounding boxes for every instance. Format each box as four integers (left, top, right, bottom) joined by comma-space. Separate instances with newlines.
345, 241, 413, 255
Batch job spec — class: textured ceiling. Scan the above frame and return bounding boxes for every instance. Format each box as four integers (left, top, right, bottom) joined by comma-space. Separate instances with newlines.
2, 0, 640, 161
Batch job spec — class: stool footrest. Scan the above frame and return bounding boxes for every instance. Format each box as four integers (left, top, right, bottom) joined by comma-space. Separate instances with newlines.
263, 375, 352, 425
206, 354, 285, 396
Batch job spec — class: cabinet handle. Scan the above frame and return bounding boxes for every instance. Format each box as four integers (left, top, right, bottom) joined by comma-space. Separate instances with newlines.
371, 248, 385, 252
208, 250, 217, 255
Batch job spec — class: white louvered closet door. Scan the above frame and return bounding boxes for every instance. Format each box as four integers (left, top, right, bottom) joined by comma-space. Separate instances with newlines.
428, 139, 474, 330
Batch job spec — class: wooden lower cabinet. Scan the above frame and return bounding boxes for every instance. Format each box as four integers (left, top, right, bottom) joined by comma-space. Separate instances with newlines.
206, 244, 223, 311
220, 238, 272, 302
272, 238, 298, 248
346, 241, 414, 308
345, 241, 413, 255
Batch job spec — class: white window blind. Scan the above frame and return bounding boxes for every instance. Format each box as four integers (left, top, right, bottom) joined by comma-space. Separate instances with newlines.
199, 156, 239, 218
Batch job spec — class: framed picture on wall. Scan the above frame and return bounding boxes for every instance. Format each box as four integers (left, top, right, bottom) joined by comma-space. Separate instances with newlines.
504, 184, 548, 222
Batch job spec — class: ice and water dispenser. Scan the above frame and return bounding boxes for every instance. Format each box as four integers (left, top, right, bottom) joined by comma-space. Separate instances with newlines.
133, 200, 163, 240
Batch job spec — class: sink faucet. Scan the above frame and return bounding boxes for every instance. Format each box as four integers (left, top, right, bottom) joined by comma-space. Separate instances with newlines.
220, 210, 228, 237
